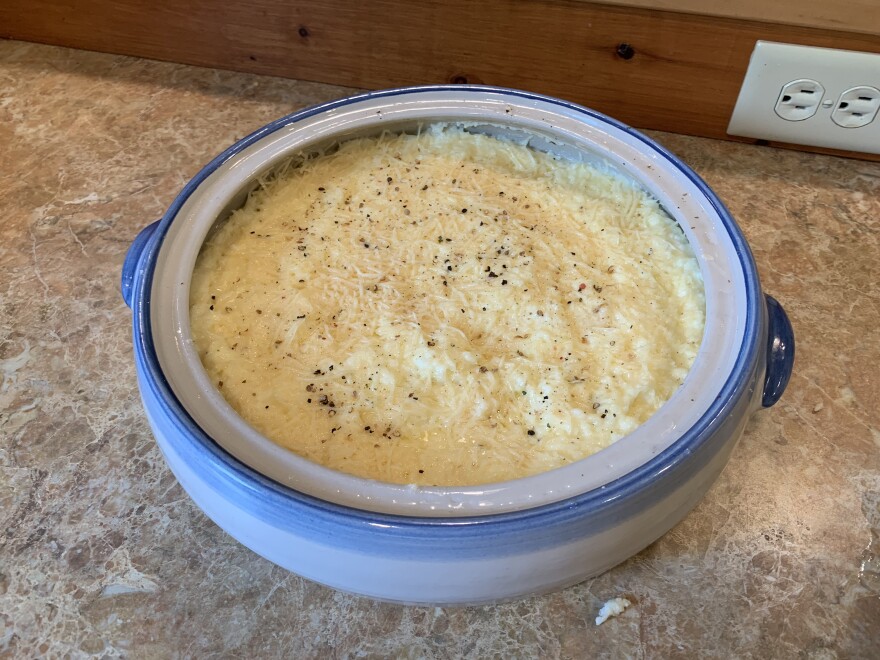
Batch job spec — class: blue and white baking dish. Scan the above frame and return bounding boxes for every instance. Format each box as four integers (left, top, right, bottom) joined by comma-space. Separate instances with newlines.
121, 86, 794, 604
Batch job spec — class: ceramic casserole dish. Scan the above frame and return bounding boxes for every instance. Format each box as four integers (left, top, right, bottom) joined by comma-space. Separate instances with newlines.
121, 86, 794, 604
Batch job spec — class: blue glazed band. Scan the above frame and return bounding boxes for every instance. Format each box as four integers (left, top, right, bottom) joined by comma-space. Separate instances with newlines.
127, 86, 767, 557
121, 221, 159, 309
762, 295, 795, 407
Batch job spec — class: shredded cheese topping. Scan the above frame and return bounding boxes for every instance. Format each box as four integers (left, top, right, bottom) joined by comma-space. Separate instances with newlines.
190, 125, 705, 486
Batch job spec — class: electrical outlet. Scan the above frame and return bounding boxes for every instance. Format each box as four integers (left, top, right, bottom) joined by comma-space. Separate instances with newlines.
775, 79, 825, 121
728, 41, 880, 154
831, 86, 880, 128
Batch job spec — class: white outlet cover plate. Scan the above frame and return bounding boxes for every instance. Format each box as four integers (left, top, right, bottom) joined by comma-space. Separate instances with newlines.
728, 41, 880, 154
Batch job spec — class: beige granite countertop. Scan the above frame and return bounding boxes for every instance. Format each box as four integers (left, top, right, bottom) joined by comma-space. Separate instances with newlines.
1, 40, 878, 658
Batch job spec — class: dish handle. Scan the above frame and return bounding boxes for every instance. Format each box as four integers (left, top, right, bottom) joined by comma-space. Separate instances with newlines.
121, 221, 160, 309
762, 294, 795, 407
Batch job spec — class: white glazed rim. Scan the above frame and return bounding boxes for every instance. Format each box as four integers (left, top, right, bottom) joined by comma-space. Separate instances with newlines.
150, 87, 749, 517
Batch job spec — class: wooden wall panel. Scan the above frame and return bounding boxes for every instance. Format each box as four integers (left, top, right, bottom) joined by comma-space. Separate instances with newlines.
2, 1, 879, 146
598, 0, 880, 37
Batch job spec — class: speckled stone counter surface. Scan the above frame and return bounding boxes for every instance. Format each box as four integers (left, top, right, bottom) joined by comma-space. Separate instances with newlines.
1, 40, 878, 658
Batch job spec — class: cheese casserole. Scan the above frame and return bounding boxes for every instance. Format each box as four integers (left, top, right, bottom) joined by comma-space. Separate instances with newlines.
190, 124, 705, 486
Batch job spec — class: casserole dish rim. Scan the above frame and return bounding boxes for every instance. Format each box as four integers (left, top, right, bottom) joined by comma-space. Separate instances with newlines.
129, 84, 762, 527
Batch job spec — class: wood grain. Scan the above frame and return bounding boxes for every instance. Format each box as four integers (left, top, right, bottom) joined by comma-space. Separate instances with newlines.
2, 0, 879, 149
598, 0, 880, 36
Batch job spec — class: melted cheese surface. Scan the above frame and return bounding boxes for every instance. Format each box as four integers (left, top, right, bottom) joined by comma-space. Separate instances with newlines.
190, 125, 705, 486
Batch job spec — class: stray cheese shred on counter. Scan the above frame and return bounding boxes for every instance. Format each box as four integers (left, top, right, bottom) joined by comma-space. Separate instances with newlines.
190, 124, 705, 486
